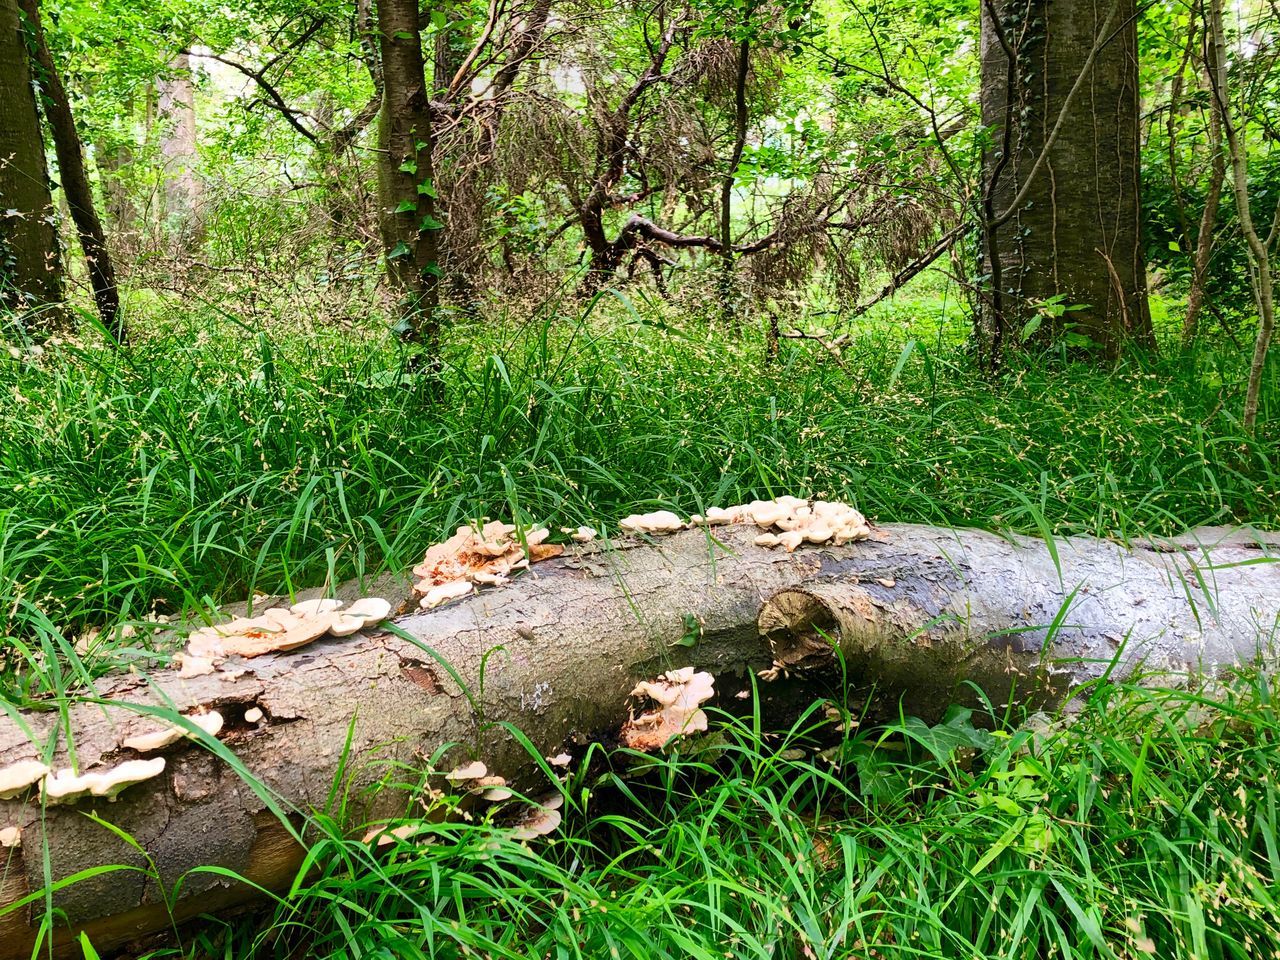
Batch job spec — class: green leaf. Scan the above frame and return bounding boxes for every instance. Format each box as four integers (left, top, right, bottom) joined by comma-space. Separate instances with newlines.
394, 199, 417, 214
394, 29, 414, 39
670, 613, 702, 648
417, 179, 438, 197
419, 215, 445, 231
388, 241, 411, 260
399, 160, 417, 175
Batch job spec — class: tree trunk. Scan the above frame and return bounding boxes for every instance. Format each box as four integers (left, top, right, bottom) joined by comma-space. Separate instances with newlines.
1181, 64, 1224, 346
2, 522, 1279, 958
374, 0, 441, 367
156, 52, 203, 249
18, 0, 125, 344
1206, 0, 1275, 434
979, 0, 1153, 357
718, 38, 750, 324
0, 0, 63, 325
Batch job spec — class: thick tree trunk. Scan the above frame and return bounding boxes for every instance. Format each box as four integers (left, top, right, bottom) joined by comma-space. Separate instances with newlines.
18, 0, 125, 344
156, 53, 203, 249
1, 523, 1279, 958
980, 0, 1153, 357
375, 0, 442, 365
0, 0, 63, 324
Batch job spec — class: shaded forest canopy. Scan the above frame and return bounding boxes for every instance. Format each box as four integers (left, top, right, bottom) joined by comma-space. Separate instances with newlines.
0, 0, 1274, 384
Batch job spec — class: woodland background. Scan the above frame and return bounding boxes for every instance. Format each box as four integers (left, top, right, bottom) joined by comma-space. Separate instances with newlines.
2, 0, 1280, 956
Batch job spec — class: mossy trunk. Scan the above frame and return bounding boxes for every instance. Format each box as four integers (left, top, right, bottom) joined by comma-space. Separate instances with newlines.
1, 523, 1279, 957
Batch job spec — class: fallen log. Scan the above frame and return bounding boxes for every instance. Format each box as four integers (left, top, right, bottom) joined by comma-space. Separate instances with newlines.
1, 522, 1278, 957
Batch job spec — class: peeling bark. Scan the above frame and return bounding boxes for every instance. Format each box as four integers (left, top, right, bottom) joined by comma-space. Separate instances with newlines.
1, 523, 1278, 957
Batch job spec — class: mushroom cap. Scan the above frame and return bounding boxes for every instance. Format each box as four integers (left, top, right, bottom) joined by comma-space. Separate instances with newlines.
445, 760, 488, 782
0, 760, 50, 800
0, 826, 19, 848
123, 711, 223, 752
619, 510, 686, 534
177, 654, 217, 678
290, 598, 343, 617
567, 526, 598, 543
347, 597, 392, 625
244, 707, 264, 724
421, 580, 475, 609
546, 752, 572, 767
89, 758, 166, 799
511, 805, 562, 840
777, 530, 805, 552
327, 614, 365, 637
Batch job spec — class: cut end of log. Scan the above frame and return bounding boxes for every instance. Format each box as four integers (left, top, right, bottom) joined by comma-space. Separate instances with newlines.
757, 588, 842, 669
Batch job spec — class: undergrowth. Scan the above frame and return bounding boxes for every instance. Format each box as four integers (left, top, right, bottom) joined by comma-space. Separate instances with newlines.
94, 668, 1280, 960
3, 291, 1279, 960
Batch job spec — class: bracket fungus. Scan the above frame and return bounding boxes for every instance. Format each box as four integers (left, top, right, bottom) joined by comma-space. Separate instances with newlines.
43, 758, 166, 804
694, 497, 871, 552
618, 510, 687, 535
122, 711, 224, 753
0, 760, 50, 800
181, 596, 391, 664
413, 520, 565, 609
0, 826, 19, 848
445, 760, 488, 783
562, 525, 598, 543
511, 794, 564, 840
620, 667, 716, 751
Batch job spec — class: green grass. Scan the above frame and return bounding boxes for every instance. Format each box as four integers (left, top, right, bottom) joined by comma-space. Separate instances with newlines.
2, 290, 1279, 959
2, 293, 1276, 690
122, 668, 1280, 960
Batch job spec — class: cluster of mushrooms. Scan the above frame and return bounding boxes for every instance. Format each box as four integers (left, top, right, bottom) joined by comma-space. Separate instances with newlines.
619, 667, 716, 751
620, 496, 872, 550
0, 705, 234, 820
177, 596, 392, 677
412, 520, 564, 609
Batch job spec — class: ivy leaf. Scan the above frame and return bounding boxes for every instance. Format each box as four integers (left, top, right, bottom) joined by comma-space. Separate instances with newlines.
395, 199, 418, 213
417, 179, 438, 197
399, 160, 418, 175
419, 215, 445, 231
394, 30, 414, 39
424, 261, 443, 277
388, 241, 411, 260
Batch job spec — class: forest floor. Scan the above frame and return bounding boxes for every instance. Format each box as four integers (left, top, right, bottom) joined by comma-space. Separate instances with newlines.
2, 283, 1279, 957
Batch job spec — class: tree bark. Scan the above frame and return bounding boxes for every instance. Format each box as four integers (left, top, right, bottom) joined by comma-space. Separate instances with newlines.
156, 53, 204, 249
375, 0, 442, 368
1181, 65, 1224, 346
718, 37, 750, 323
2, 522, 1279, 958
0, 0, 63, 325
1206, 0, 1275, 434
18, 0, 125, 344
980, 0, 1153, 357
